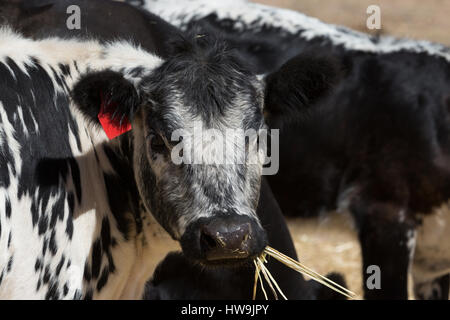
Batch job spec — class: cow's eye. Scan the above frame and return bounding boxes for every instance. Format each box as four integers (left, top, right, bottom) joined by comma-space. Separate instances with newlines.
150, 134, 166, 152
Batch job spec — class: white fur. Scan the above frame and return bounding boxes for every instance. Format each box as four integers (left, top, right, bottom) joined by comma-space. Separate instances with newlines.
0, 28, 163, 81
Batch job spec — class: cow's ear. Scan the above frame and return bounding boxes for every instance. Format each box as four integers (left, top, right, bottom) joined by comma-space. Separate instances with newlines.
263, 53, 341, 126
72, 70, 141, 139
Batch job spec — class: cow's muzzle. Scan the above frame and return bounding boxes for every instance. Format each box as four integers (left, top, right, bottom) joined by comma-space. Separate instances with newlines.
180, 214, 267, 265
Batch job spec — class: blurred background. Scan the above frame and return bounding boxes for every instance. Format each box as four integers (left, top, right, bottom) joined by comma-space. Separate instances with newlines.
255, 0, 450, 45
253, 0, 449, 299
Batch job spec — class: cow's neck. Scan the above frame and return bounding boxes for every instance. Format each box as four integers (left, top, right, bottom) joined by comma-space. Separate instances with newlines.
61, 97, 177, 299
80, 134, 179, 299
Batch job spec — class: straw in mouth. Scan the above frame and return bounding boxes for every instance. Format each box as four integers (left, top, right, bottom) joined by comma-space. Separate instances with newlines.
253, 254, 288, 300
253, 246, 356, 300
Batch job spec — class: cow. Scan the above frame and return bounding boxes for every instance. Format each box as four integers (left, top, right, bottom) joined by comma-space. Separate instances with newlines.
8, 0, 352, 301
130, 0, 450, 300
0, 1, 341, 299
0, 0, 348, 301
5, 0, 350, 301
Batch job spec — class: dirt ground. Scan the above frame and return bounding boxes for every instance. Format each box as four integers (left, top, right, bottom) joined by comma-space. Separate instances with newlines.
286, 213, 364, 299
251, 0, 450, 299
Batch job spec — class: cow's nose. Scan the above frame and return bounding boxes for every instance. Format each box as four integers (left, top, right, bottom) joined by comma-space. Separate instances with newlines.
181, 215, 267, 263
200, 220, 251, 260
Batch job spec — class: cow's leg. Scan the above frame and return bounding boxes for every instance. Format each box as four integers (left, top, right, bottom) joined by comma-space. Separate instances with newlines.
414, 274, 449, 300
352, 201, 416, 299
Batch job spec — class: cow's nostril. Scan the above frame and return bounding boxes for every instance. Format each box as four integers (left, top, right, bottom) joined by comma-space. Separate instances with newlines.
180, 216, 267, 263
200, 231, 220, 250
198, 222, 254, 261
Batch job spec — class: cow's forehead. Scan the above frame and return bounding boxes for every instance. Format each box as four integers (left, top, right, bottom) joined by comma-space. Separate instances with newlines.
145, 80, 263, 135
140, 37, 264, 131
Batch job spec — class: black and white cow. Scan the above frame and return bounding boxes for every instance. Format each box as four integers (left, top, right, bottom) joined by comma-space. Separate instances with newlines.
1, 0, 348, 301
133, 0, 450, 300
0, 1, 340, 299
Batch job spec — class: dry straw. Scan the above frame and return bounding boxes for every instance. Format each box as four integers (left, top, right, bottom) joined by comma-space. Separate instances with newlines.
253, 246, 356, 300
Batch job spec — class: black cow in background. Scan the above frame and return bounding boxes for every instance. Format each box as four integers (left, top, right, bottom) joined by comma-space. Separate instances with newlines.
0, 0, 346, 300
134, 0, 450, 300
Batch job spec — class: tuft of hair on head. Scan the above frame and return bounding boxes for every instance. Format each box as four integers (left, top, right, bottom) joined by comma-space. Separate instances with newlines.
165, 26, 237, 64
155, 28, 252, 122
264, 51, 342, 127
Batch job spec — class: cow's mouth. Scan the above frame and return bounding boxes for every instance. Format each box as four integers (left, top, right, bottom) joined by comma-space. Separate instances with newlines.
198, 257, 254, 267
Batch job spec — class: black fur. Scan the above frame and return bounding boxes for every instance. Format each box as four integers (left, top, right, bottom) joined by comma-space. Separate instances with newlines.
264, 53, 341, 127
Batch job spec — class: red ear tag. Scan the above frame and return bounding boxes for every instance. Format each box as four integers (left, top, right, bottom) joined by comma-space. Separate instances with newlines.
98, 96, 132, 140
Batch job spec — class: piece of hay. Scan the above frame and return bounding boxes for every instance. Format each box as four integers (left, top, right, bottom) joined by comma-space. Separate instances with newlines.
253, 246, 356, 300
253, 259, 268, 300
253, 254, 287, 300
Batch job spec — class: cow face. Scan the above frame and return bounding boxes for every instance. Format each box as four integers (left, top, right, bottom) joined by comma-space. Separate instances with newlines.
72, 35, 339, 265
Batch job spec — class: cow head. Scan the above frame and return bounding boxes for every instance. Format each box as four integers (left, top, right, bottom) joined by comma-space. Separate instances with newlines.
72, 35, 339, 265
